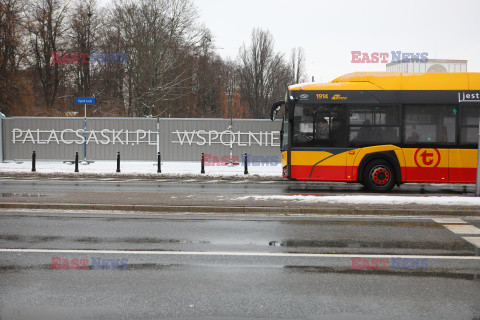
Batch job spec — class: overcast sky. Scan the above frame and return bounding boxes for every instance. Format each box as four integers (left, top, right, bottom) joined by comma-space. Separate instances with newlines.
192, 0, 480, 82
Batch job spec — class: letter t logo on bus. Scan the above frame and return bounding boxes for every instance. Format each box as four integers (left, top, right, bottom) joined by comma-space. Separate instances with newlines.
414, 148, 441, 167
420, 150, 434, 166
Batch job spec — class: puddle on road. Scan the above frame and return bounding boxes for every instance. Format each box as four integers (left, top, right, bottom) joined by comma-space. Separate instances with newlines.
0, 234, 474, 253
0, 193, 59, 198
268, 239, 473, 251
0, 235, 62, 242
0, 264, 477, 282
284, 266, 480, 280
0, 263, 185, 272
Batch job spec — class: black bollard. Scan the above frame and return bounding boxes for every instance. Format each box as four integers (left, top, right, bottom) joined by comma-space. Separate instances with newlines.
201, 152, 205, 174
157, 152, 161, 173
244, 153, 248, 174
74, 152, 79, 172
32, 151, 36, 172
116, 151, 121, 173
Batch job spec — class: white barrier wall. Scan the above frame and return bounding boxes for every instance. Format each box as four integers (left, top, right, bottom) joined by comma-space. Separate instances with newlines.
2, 117, 282, 161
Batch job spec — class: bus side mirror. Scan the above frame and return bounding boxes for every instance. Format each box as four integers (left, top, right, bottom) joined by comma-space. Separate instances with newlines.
270, 101, 284, 121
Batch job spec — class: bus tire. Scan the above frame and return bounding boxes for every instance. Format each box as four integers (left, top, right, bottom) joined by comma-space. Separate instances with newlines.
362, 159, 395, 192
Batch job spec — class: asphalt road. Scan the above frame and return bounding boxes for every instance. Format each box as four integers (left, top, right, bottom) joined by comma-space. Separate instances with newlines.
0, 177, 476, 195
0, 179, 479, 215
0, 210, 479, 319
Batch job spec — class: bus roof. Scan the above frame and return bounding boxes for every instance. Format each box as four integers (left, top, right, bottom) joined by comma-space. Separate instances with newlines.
289, 72, 480, 91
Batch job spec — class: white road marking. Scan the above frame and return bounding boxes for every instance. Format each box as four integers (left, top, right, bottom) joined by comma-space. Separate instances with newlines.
0, 248, 479, 260
462, 237, 480, 248
434, 217, 480, 248
432, 218, 467, 224
1, 209, 476, 220
442, 225, 480, 235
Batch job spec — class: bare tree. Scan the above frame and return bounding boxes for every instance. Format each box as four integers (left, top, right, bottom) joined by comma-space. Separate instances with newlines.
68, 0, 102, 98
110, 0, 201, 117
190, 29, 227, 117
290, 47, 306, 84
26, 0, 71, 112
238, 28, 290, 118
0, 0, 33, 115
92, 13, 128, 116
5, 0, 304, 119
222, 59, 246, 118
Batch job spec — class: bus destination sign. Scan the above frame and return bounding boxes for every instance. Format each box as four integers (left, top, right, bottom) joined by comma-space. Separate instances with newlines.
458, 92, 480, 103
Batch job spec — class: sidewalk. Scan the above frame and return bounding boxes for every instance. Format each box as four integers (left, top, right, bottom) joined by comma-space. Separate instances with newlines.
0, 160, 280, 180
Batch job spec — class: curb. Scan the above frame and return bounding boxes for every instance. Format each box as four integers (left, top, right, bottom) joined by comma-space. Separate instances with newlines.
0, 171, 284, 182
0, 203, 478, 216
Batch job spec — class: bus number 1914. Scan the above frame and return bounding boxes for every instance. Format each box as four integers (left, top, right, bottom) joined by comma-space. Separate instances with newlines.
316, 94, 328, 99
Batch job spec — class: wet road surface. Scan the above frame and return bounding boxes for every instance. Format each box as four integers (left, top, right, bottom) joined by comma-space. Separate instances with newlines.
0, 178, 475, 196
0, 179, 478, 214
0, 210, 479, 319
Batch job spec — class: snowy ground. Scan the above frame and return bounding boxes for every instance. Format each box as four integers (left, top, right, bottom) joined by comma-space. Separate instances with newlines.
233, 195, 480, 207
0, 160, 281, 178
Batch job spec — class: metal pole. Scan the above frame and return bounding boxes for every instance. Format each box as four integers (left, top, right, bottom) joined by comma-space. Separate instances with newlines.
84, 103, 87, 160
476, 121, 480, 196
244, 153, 248, 174
228, 119, 233, 166
156, 118, 160, 155
201, 152, 205, 174
31, 151, 36, 172
157, 152, 161, 173
75, 152, 79, 172
116, 151, 121, 173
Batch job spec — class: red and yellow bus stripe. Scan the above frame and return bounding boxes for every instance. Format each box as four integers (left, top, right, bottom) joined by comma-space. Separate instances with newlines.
283, 147, 478, 184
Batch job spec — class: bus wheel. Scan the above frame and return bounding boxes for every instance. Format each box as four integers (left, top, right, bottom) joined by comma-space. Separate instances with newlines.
363, 160, 395, 192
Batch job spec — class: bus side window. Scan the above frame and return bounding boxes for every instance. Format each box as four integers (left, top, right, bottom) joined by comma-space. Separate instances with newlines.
460, 105, 480, 145
382, 127, 398, 142
405, 125, 420, 143
349, 105, 399, 146
331, 116, 347, 146
441, 105, 456, 143
404, 105, 456, 144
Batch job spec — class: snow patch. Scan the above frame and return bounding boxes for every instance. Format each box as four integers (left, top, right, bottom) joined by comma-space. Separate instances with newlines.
234, 195, 480, 207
